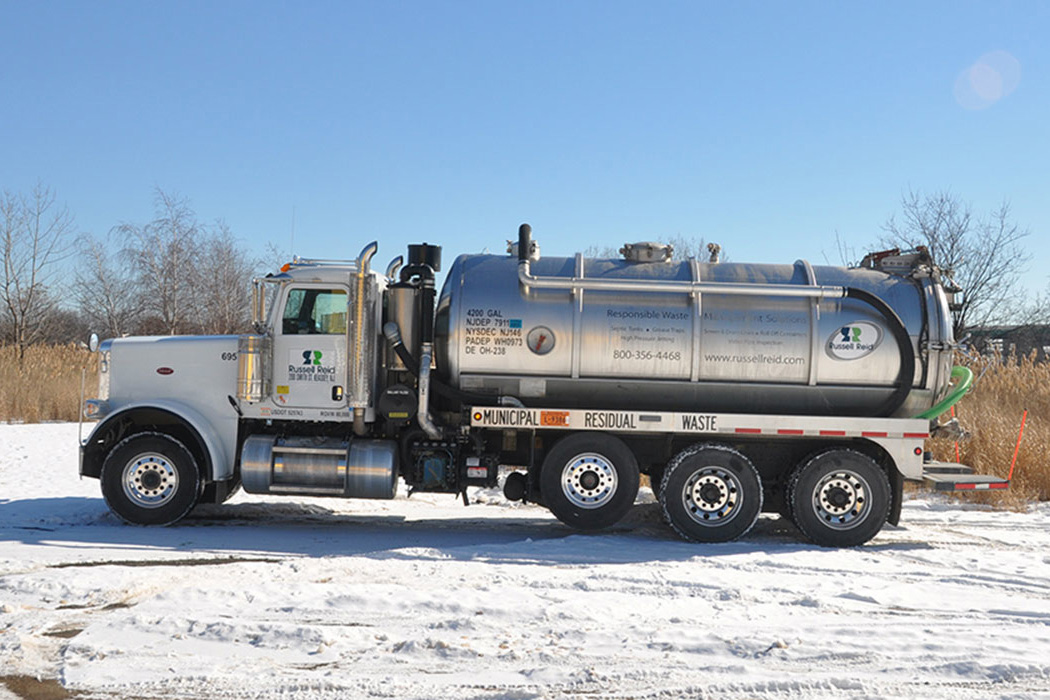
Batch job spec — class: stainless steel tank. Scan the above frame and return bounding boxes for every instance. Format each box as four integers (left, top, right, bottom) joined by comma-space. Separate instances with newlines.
434, 248, 954, 418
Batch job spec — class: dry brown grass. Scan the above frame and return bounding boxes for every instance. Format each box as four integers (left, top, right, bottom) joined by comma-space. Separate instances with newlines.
926, 353, 1050, 508
0, 344, 98, 423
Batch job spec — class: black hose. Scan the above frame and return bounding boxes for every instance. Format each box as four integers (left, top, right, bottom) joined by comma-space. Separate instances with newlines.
420, 285, 435, 346
845, 287, 916, 417
390, 337, 420, 374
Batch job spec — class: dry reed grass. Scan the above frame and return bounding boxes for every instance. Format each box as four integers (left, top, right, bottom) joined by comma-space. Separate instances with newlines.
927, 353, 1049, 509
0, 344, 98, 423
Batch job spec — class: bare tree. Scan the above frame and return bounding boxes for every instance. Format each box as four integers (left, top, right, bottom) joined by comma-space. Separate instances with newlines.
196, 221, 259, 334
882, 190, 1031, 337
120, 189, 202, 335
0, 185, 75, 362
73, 233, 143, 338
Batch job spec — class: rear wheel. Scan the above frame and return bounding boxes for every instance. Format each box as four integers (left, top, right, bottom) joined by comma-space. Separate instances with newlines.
787, 448, 890, 547
100, 432, 202, 526
660, 444, 762, 543
540, 432, 639, 531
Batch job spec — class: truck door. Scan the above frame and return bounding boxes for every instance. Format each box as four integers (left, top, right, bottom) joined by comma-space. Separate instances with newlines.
271, 284, 350, 410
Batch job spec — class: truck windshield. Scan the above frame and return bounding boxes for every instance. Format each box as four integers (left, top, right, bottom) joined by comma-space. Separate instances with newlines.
282, 288, 347, 335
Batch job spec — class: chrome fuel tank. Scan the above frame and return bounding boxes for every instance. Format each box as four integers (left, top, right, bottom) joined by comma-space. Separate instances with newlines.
434, 253, 954, 417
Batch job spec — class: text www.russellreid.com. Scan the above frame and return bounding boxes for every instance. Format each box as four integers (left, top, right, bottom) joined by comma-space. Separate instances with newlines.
704, 353, 806, 365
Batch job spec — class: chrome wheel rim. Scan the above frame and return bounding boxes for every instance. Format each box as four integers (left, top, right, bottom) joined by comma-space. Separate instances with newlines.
683, 466, 741, 526
122, 452, 179, 508
812, 470, 871, 530
561, 452, 618, 509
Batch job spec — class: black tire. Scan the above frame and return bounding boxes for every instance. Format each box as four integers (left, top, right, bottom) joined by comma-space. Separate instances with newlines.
100, 432, 202, 526
540, 432, 640, 531
787, 448, 890, 547
660, 443, 762, 543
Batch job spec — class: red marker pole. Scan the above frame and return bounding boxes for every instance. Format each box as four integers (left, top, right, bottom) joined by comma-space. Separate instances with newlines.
1007, 409, 1028, 482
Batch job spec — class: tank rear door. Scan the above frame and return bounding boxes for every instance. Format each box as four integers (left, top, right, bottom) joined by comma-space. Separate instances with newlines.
271, 284, 350, 410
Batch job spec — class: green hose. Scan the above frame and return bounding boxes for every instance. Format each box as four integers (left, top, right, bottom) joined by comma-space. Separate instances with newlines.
913, 365, 973, 420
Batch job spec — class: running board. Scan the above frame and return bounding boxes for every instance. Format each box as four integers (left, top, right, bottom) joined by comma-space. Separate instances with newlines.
922, 472, 1010, 491
922, 460, 974, 475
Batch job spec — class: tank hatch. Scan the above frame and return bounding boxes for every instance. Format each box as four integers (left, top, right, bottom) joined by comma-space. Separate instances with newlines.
620, 242, 673, 263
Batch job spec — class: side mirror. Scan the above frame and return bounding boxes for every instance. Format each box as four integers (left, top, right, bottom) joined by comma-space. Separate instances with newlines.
88, 332, 100, 353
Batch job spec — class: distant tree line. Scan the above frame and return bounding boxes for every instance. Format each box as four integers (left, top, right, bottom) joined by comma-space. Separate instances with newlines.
1, 185, 262, 363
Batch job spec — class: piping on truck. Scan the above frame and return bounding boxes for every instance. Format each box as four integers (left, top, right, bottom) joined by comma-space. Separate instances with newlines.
78, 224, 1004, 547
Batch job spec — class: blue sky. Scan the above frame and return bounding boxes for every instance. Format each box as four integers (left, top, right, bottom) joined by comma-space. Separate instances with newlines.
2, 1, 1047, 297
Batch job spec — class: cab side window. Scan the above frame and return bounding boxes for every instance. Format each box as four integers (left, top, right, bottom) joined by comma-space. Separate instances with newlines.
281, 289, 347, 335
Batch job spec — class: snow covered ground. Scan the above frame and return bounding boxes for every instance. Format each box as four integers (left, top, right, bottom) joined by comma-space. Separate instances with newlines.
1, 423, 1049, 699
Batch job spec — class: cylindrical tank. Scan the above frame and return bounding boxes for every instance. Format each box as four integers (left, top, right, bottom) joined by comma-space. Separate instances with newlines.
434, 252, 954, 417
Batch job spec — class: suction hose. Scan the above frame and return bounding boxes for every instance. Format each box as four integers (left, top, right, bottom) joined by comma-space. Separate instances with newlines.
913, 365, 973, 420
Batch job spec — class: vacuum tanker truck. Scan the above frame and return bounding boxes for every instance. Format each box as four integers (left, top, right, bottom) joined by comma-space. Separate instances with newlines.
79, 224, 1004, 546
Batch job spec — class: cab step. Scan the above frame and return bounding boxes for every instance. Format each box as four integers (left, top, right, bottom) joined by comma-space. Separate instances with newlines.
922, 461, 974, 475
922, 472, 1010, 492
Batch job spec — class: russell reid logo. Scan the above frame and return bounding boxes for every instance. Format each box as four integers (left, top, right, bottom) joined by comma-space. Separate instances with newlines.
826, 322, 883, 360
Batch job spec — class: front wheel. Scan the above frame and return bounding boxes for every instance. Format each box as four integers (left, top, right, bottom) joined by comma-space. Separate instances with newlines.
540, 432, 640, 531
787, 448, 890, 547
100, 432, 202, 526
660, 443, 762, 543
